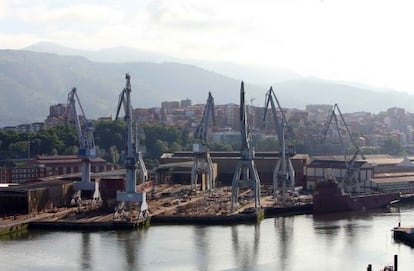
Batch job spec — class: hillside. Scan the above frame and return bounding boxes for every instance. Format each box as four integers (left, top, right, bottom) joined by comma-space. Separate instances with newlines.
2, 49, 414, 126
0, 50, 252, 126
272, 78, 414, 113
24, 42, 301, 84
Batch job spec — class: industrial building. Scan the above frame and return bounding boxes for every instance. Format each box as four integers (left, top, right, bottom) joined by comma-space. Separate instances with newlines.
0, 155, 114, 184
157, 151, 310, 188
0, 179, 73, 215
306, 154, 414, 192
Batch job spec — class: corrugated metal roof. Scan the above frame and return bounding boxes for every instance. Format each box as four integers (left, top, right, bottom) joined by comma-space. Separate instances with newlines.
0, 179, 71, 192
371, 176, 414, 184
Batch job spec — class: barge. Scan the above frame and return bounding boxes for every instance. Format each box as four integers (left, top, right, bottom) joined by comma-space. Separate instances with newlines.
313, 180, 400, 215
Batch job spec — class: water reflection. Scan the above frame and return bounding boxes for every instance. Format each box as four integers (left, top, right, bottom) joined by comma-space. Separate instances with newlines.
274, 217, 293, 270
0, 229, 29, 241
80, 232, 91, 270
116, 230, 145, 270
231, 223, 260, 270
4, 205, 414, 271
193, 226, 209, 271
312, 212, 375, 250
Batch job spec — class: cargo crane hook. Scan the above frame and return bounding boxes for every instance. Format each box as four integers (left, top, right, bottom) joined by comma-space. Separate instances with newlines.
321, 103, 365, 193
114, 73, 148, 219
191, 92, 215, 193
67, 88, 100, 204
263, 86, 295, 204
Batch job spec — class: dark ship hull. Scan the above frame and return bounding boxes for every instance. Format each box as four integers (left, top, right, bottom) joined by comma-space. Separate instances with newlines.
313, 180, 400, 215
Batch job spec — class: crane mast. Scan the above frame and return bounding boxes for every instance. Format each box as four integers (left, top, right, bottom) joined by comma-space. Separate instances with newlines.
231, 82, 261, 210
321, 104, 364, 193
134, 122, 148, 183
67, 88, 98, 198
263, 87, 295, 204
115, 73, 148, 216
191, 92, 215, 193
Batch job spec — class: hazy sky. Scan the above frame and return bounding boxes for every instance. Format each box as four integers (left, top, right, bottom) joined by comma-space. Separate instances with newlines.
1, 0, 414, 93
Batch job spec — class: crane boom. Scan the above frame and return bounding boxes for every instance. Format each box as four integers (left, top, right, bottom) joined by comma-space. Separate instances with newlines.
194, 92, 215, 144
240, 82, 252, 159
322, 104, 365, 193
67, 88, 96, 158
263, 87, 287, 145
67, 88, 97, 199
262, 86, 295, 203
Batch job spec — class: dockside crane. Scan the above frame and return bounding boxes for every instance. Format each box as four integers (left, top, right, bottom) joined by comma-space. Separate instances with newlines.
67, 88, 99, 200
115, 73, 148, 217
231, 82, 261, 210
321, 103, 365, 193
191, 92, 215, 193
263, 87, 295, 204
134, 122, 148, 183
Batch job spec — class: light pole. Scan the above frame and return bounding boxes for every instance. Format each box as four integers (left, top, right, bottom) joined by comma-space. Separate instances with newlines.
27, 134, 31, 160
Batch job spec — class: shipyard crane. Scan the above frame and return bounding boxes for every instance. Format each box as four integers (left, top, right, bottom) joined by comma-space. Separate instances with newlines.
263, 87, 295, 204
134, 122, 148, 183
115, 73, 148, 217
321, 103, 365, 193
191, 92, 215, 193
67, 88, 99, 202
231, 81, 261, 210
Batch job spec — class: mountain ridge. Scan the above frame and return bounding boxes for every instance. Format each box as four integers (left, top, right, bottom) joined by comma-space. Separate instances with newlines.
1, 48, 414, 127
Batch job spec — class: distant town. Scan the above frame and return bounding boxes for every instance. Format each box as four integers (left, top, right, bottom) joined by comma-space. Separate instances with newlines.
3, 98, 413, 156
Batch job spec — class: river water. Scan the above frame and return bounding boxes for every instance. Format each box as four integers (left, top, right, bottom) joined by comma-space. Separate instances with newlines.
1, 204, 414, 271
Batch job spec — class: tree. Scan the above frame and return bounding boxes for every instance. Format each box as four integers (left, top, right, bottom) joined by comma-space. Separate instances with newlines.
109, 145, 120, 164
169, 142, 182, 153
142, 123, 189, 160
381, 137, 402, 155
154, 139, 169, 159
8, 141, 28, 158
94, 120, 126, 152
255, 137, 279, 151
209, 142, 233, 151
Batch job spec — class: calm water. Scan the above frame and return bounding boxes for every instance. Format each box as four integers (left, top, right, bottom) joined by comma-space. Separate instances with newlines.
2, 205, 414, 271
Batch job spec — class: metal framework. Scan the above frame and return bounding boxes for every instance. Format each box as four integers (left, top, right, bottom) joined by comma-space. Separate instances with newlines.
191, 92, 215, 193
67, 88, 98, 197
115, 73, 148, 215
134, 122, 148, 183
321, 103, 365, 193
231, 82, 261, 210
263, 87, 295, 204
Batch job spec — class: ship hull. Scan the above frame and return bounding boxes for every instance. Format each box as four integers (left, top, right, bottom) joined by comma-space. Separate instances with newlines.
313, 181, 400, 215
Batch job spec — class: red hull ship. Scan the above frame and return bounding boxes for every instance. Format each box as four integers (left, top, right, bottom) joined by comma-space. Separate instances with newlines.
313, 180, 400, 215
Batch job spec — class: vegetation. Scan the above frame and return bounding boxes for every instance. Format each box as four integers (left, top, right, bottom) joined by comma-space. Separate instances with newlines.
0, 121, 192, 167
0, 119, 408, 168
